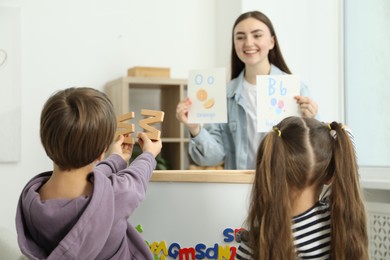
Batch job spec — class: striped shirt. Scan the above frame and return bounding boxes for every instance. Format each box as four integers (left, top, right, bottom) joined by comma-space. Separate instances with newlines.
236, 192, 331, 260
293, 198, 331, 259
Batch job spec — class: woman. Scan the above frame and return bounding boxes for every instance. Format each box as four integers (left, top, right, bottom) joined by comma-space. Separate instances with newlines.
176, 11, 318, 169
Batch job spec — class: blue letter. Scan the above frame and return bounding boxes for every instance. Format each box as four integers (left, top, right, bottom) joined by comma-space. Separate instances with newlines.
279, 81, 287, 96
268, 78, 276, 96
206, 243, 219, 259
223, 228, 234, 243
195, 243, 206, 259
168, 243, 180, 258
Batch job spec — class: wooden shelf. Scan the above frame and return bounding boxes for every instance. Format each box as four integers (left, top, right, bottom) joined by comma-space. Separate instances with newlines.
105, 76, 189, 170
151, 170, 255, 184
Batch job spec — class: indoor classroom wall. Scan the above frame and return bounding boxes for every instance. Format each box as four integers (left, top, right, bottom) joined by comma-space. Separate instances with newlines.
0, 0, 216, 233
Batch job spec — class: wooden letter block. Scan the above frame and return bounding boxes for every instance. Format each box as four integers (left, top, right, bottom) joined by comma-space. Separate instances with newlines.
138, 109, 165, 140
116, 112, 135, 144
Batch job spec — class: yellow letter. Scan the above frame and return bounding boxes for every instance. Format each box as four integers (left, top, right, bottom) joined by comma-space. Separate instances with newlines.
218, 245, 231, 260
150, 241, 168, 258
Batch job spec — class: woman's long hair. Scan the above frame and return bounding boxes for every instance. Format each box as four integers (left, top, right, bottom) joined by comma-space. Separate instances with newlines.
230, 11, 291, 80
245, 116, 368, 259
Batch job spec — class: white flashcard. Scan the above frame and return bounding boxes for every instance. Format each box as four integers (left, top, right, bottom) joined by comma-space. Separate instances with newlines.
257, 75, 300, 132
188, 68, 227, 124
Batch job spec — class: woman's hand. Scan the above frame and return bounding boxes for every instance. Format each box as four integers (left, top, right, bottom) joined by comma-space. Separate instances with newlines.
295, 96, 318, 118
176, 97, 201, 137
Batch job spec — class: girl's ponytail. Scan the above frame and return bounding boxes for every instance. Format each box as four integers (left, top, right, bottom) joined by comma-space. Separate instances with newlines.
328, 122, 368, 259
248, 118, 308, 259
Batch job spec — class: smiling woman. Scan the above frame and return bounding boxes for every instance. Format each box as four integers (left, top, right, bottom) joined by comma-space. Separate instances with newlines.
175, 10, 318, 170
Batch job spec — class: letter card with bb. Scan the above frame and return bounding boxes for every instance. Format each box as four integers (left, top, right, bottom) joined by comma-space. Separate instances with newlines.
256, 75, 300, 132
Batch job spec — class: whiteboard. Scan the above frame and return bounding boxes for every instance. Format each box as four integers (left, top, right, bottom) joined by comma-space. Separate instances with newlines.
130, 182, 251, 259
344, 0, 390, 166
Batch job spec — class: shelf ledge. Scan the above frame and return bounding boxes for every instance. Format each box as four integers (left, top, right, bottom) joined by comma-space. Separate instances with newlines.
152, 168, 390, 190
151, 170, 255, 184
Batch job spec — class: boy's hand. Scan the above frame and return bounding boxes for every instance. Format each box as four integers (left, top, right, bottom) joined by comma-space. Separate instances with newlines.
111, 134, 133, 162
137, 132, 162, 158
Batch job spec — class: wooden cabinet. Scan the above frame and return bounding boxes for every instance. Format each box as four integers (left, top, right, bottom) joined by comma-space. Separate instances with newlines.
104, 77, 189, 170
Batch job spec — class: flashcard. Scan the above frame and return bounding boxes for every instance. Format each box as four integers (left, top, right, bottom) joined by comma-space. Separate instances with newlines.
187, 68, 227, 124
257, 75, 300, 132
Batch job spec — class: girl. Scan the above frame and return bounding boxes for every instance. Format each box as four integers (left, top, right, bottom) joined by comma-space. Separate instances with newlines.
236, 116, 368, 259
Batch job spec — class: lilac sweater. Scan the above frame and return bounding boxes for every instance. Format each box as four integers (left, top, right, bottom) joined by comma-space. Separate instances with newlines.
16, 153, 156, 260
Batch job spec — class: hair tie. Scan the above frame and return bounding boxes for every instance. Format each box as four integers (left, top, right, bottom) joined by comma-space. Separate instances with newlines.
273, 127, 281, 137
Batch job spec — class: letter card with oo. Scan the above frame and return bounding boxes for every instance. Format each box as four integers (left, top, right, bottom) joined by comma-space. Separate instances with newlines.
188, 68, 227, 124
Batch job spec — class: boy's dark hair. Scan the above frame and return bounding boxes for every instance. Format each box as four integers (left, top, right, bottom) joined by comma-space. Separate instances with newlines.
40, 87, 117, 171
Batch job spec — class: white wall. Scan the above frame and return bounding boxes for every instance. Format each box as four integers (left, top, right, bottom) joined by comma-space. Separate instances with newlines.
241, 0, 343, 123
214, 0, 241, 78
0, 0, 216, 235
0, 6, 21, 163
345, 0, 390, 167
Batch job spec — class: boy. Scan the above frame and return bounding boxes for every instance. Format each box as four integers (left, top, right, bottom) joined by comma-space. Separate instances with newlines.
16, 87, 161, 259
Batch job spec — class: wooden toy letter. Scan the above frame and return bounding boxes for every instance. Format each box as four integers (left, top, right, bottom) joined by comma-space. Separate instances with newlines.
138, 109, 165, 140
115, 112, 135, 144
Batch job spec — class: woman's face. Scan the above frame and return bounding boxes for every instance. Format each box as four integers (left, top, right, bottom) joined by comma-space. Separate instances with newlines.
233, 17, 275, 67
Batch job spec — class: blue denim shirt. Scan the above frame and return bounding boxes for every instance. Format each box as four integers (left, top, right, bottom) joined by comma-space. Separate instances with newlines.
189, 65, 310, 169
